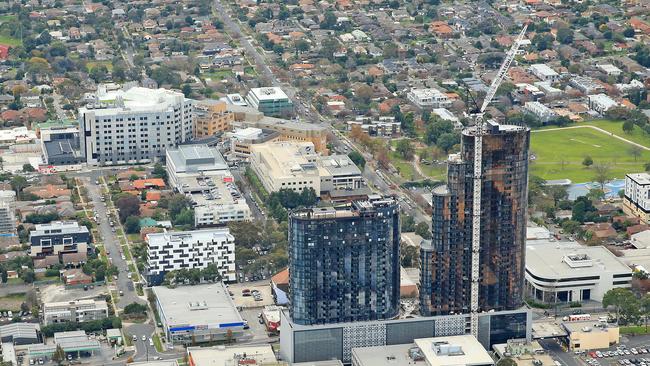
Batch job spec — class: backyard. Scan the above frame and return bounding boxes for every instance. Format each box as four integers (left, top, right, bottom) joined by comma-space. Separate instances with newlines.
530, 124, 650, 182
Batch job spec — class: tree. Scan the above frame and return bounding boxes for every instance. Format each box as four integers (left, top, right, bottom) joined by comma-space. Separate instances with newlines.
641, 294, 650, 331
582, 156, 593, 168
603, 288, 640, 325
182, 84, 192, 97
497, 358, 518, 366
124, 216, 141, 234
20, 269, 35, 284
401, 215, 416, 232
415, 222, 431, 240
116, 195, 141, 222
401, 245, 419, 268
437, 133, 460, 153
10, 175, 27, 194
52, 345, 65, 365
152, 163, 168, 182
22, 164, 35, 172
424, 119, 454, 145
593, 164, 611, 189
623, 120, 635, 134
348, 151, 366, 169
630, 146, 643, 162
124, 302, 148, 315
556, 27, 574, 44
321, 11, 337, 29
395, 139, 414, 160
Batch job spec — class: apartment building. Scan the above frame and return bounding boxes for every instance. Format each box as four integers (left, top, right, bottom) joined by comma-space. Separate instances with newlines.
407, 88, 451, 109
588, 94, 619, 114
79, 85, 193, 165
0, 190, 16, 235
29, 221, 90, 258
529, 64, 560, 82
145, 228, 236, 286
42, 299, 108, 325
194, 100, 234, 139
624, 173, 650, 223
524, 101, 557, 123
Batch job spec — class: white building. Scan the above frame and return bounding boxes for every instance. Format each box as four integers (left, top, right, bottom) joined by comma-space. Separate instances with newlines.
525, 242, 632, 303
245, 87, 293, 116
145, 228, 236, 285
407, 88, 451, 109
42, 299, 109, 325
529, 64, 560, 82
79, 86, 193, 165
250, 141, 365, 196
524, 101, 557, 123
598, 64, 622, 76
623, 173, 650, 224
0, 127, 37, 146
432, 108, 462, 129
588, 94, 618, 114
166, 145, 251, 227
0, 191, 16, 235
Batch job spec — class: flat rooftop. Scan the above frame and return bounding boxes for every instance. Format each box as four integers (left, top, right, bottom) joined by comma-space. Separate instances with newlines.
251, 141, 320, 178
257, 116, 325, 132
32, 221, 88, 235
627, 173, 650, 185
152, 283, 242, 328
177, 175, 244, 207
167, 144, 228, 173
526, 242, 631, 279
249, 87, 289, 101
562, 320, 616, 333
352, 343, 427, 366
81, 87, 187, 115
318, 155, 362, 176
415, 335, 494, 366
187, 345, 277, 366
291, 197, 397, 220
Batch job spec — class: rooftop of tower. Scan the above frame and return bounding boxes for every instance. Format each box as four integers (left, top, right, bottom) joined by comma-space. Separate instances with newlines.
290, 195, 397, 220
462, 120, 529, 136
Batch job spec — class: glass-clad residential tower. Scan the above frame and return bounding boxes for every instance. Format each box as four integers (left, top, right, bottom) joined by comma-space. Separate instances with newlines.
420, 121, 530, 316
288, 196, 400, 325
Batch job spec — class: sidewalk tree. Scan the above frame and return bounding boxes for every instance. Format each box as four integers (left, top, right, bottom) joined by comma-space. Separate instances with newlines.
52, 345, 65, 365
603, 288, 639, 325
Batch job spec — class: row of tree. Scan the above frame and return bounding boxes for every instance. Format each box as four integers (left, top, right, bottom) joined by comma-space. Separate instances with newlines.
163, 263, 223, 286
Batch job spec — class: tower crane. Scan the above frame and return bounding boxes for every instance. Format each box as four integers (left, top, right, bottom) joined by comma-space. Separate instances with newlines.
469, 23, 528, 337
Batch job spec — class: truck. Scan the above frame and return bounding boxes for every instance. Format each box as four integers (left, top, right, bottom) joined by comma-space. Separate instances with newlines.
567, 314, 591, 321
262, 306, 282, 335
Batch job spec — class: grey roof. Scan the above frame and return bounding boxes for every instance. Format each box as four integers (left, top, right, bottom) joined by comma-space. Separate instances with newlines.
167, 144, 228, 173
0, 322, 39, 340
43, 139, 82, 162
152, 283, 243, 328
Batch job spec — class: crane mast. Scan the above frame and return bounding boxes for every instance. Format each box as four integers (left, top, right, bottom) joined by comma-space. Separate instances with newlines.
469, 23, 528, 337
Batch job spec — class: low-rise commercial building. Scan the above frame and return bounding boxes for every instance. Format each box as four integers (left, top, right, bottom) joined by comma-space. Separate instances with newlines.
228, 127, 280, 158
166, 144, 230, 190
525, 242, 632, 303
570, 76, 604, 95
40, 127, 83, 166
529, 64, 560, 82
42, 299, 109, 325
0, 323, 39, 345
562, 321, 619, 350
245, 87, 293, 117
145, 228, 235, 286
351, 335, 494, 366
623, 173, 650, 223
153, 283, 245, 345
407, 88, 451, 109
193, 100, 234, 139
187, 345, 282, 366
29, 221, 90, 258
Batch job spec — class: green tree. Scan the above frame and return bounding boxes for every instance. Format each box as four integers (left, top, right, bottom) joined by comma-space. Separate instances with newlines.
630, 146, 643, 162
116, 195, 140, 222
424, 118, 454, 145
593, 164, 611, 189
623, 120, 635, 134
641, 294, 650, 331
603, 288, 639, 325
10, 175, 27, 194
22, 164, 35, 172
401, 245, 419, 268
415, 222, 431, 240
152, 163, 168, 182
395, 139, 414, 159
124, 216, 141, 234
182, 84, 192, 97
437, 133, 460, 153
321, 11, 337, 29
348, 151, 366, 169
401, 215, 416, 232
52, 345, 65, 365
20, 269, 35, 283
556, 27, 574, 44
582, 156, 593, 168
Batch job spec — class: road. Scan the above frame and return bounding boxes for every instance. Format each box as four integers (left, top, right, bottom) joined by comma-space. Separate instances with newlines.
76, 171, 180, 362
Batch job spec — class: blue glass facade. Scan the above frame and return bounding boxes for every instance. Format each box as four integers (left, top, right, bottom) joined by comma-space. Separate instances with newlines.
288, 197, 400, 325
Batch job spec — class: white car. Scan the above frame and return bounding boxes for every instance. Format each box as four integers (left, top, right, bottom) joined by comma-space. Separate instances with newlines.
142, 335, 146, 341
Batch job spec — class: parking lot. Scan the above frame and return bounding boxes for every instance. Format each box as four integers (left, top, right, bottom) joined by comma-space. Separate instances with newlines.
228, 281, 274, 308
579, 344, 650, 366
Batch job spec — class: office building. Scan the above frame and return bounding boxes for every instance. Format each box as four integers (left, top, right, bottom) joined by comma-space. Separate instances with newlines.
351, 335, 494, 366
250, 141, 365, 197
288, 196, 400, 325
523, 101, 557, 124
525, 241, 632, 303
588, 94, 619, 114
40, 127, 83, 166
0, 191, 16, 235
152, 283, 245, 345
421, 122, 530, 316
407, 88, 451, 109
42, 299, 109, 325
529, 64, 560, 82
246, 87, 294, 117
79, 85, 193, 165
193, 100, 234, 139
145, 228, 235, 286
280, 309, 531, 364
623, 173, 650, 224
29, 221, 90, 258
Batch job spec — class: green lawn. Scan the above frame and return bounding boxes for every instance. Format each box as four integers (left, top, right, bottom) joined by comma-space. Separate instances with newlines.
620, 325, 650, 335
389, 151, 419, 181
152, 334, 163, 352
418, 162, 446, 180
0, 34, 21, 47
582, 120, 650, 148
86, 61, 113, 72
530, 126, 650, 182
203, 69, 234, 80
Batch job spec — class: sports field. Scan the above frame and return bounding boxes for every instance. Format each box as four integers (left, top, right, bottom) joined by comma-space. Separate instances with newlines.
530, 125, 650, 183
